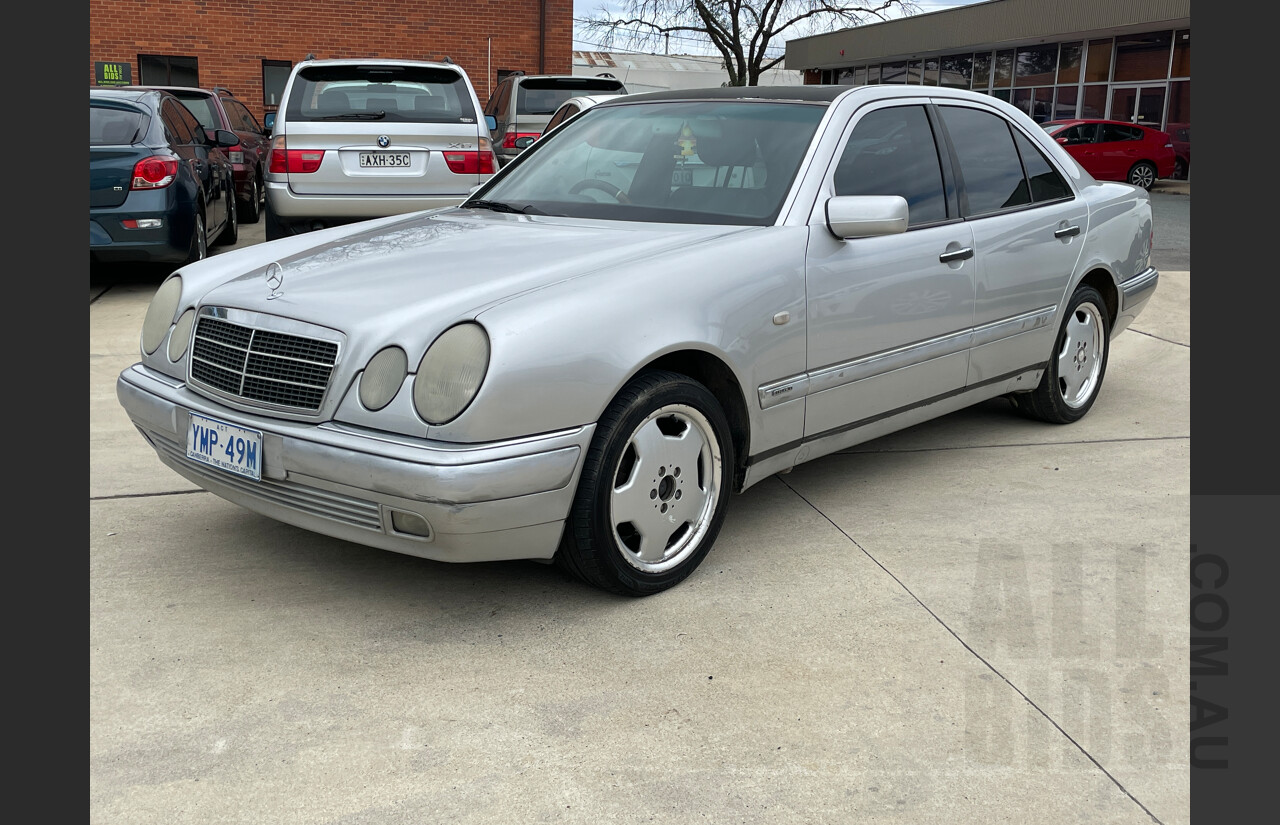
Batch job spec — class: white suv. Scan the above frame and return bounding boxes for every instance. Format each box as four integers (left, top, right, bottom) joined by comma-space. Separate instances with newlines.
264, 58, 497, 240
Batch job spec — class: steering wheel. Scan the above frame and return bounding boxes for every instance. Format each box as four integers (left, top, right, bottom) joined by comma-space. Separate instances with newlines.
567, 179, 631, 204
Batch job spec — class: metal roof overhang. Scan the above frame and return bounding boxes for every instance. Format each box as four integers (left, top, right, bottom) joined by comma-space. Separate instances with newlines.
786, 0, 1191, 71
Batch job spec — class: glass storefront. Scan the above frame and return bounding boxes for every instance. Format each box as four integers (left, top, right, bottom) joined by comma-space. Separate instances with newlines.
817, 29, 1191, 179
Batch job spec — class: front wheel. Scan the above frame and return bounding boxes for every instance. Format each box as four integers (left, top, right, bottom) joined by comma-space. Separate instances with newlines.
239, 173, 262, 224
1127, 161, 1157, 190
557, 370, 734, 596
1010, 284, 1110, 424
182, 209, 207, 265
215, 187, 238, 246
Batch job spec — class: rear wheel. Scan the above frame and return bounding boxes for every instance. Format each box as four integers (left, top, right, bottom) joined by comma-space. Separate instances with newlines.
1127, 161, 1157, 190
1010, 284, 1110, 424
215, 187, 238, 246
183, 209, 207, 265
556, 370, 734, 596
239, 173, 262, 224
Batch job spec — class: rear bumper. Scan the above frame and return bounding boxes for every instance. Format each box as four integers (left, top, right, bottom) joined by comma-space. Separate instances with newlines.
1114, 266, 1159, 335
116, 363, 592, 563
265, 180, 470, 221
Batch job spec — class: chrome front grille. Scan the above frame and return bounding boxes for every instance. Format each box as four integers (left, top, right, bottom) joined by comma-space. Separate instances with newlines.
190, 315, 339, 412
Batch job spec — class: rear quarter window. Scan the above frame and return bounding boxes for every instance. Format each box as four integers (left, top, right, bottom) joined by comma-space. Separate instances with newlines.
90, 104, 147, 145
286, 65, 479, 124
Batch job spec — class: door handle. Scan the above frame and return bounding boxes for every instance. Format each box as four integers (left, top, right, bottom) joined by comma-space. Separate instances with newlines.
939, 247, 973, 263
1054, 225, 1081, 239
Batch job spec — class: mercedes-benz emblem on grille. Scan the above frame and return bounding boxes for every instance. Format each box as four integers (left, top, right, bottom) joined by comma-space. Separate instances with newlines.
377, 135, 390, 148
265, 262, 284, 300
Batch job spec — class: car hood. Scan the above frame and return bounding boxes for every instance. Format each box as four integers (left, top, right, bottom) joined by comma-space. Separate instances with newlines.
192, 209, 750, 347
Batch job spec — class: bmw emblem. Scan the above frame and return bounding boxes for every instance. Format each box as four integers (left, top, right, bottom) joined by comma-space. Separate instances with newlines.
377, 135, 390, 148
265, 262, 284, 300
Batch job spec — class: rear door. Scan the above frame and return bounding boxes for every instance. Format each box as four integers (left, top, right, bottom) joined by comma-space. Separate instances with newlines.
281, 64, 488, 197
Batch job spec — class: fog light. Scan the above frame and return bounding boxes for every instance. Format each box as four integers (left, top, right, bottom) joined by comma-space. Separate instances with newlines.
389, 510, 432, 538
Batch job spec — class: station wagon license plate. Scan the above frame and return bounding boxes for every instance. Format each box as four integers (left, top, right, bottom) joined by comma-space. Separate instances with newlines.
359, 152, 411, 168
186, 412, 262, 481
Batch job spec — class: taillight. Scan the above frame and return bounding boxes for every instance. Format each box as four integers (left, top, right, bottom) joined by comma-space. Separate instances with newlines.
268, 136, 324, 174
228, 144, 245, 163
501, 131, 540, 149
131, 156, 179, 190
443, 150, 496, 175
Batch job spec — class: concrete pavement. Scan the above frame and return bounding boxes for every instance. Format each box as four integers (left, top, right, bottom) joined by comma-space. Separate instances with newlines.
90, 205, 1190, 823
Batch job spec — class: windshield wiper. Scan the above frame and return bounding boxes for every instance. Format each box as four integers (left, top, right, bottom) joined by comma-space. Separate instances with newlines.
319, 111, 386, 120
464, 199, 533, 214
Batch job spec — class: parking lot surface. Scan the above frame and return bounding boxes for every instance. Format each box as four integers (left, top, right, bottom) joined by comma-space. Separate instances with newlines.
91, 186, 1190, 824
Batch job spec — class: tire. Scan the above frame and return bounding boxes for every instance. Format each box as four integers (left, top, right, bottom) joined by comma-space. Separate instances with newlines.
183, 209, 208, 265
556, 370, 734, 596
264, 199, 289, 241
1010, 284, 1110, 424
1127, 161, 1157, 190
238, 173, 262, 224
215, 187, 238, 246
1174, 157, 1188, 181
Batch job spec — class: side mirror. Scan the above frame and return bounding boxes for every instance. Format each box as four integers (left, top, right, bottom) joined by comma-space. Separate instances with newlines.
824, 195, 909, 240
1056, 136, 1069, 145
485, 114, 497, 131
213, 129, 240, 148
513, 136, 536, 150
263, 112, 275, 134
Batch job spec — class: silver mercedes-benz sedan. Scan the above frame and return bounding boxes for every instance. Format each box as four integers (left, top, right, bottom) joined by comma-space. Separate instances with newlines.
117, 85, 1158, 596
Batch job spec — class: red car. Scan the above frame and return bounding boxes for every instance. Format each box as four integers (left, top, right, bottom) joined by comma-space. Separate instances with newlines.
1041, 118, 1176, 190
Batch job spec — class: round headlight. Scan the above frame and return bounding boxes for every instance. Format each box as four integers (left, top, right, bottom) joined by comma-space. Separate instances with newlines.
167, 309, 196, 362
358, 347, 408, 411
141, 276, 183, 355
413, 323, 490, 424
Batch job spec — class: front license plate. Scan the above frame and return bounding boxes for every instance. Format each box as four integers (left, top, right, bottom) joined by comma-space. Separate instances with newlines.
359, 152, 411, 168
186, 413, 262, 481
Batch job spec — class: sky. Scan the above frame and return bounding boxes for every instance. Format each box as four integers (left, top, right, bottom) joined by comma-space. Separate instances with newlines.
570, 0, 990, 55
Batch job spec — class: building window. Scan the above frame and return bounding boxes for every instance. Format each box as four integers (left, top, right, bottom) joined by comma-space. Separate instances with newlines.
262, 60, 291, 109
881, 61, 908, 83
1015, 44, 1058, 87
1171, 30, 1190, 77
1113, 31, 1173, 82
1057, 42, 1082, 85
1084, 39, 1113, 83
1081, 85, 1107, 118
993, 50, 1015, 87
139, 54, 197, 86
866, 65, 881, 84
1053, 86, 1078, 120
971, 52, 991, 89
908, 60, 922, 84
924, 58, 940, 86
939, 55, 971, 89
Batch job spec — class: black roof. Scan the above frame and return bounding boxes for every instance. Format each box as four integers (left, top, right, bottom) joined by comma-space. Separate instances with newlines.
609, 85, 849, 105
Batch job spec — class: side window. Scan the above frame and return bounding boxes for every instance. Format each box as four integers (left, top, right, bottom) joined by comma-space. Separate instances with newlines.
1102, 123, 1142, 142
1013, 130, 1071, 202
485, 80, 509, 117
938, 105, 1031, 215
160, 99, 193, 144
227, 99, 261, 132
173, 102, 206, 144
546, 104, 578, 130
833, 105, 947, 227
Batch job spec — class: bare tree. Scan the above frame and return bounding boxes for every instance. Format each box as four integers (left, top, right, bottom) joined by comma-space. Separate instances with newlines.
578, 1, 918, 86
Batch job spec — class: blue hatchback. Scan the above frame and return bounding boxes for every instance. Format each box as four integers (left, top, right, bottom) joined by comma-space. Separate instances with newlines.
90, 88, 240, 265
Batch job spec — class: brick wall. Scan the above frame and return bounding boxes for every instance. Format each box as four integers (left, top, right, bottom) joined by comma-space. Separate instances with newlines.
89, 0, 574, 122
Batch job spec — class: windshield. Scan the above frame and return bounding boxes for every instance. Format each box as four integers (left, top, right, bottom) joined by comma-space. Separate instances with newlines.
473, 100, 825, 225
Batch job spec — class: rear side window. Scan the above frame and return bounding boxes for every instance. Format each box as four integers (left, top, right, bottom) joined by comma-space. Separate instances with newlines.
90, 103, 147, 146
516, 78, 626, 116
833, 105, 948, 227
285, 65, 478, 123
173, 93, 220, 130
1101, 123, 1143, 142
939, 105, 1031, 216
1012, 130, 1071, 202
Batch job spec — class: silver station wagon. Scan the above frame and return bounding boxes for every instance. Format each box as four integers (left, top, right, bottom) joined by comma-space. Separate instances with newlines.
118, 85, 1159, 596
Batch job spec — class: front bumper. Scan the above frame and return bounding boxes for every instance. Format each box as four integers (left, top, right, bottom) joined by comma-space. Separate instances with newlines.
117, 363, 592, 563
